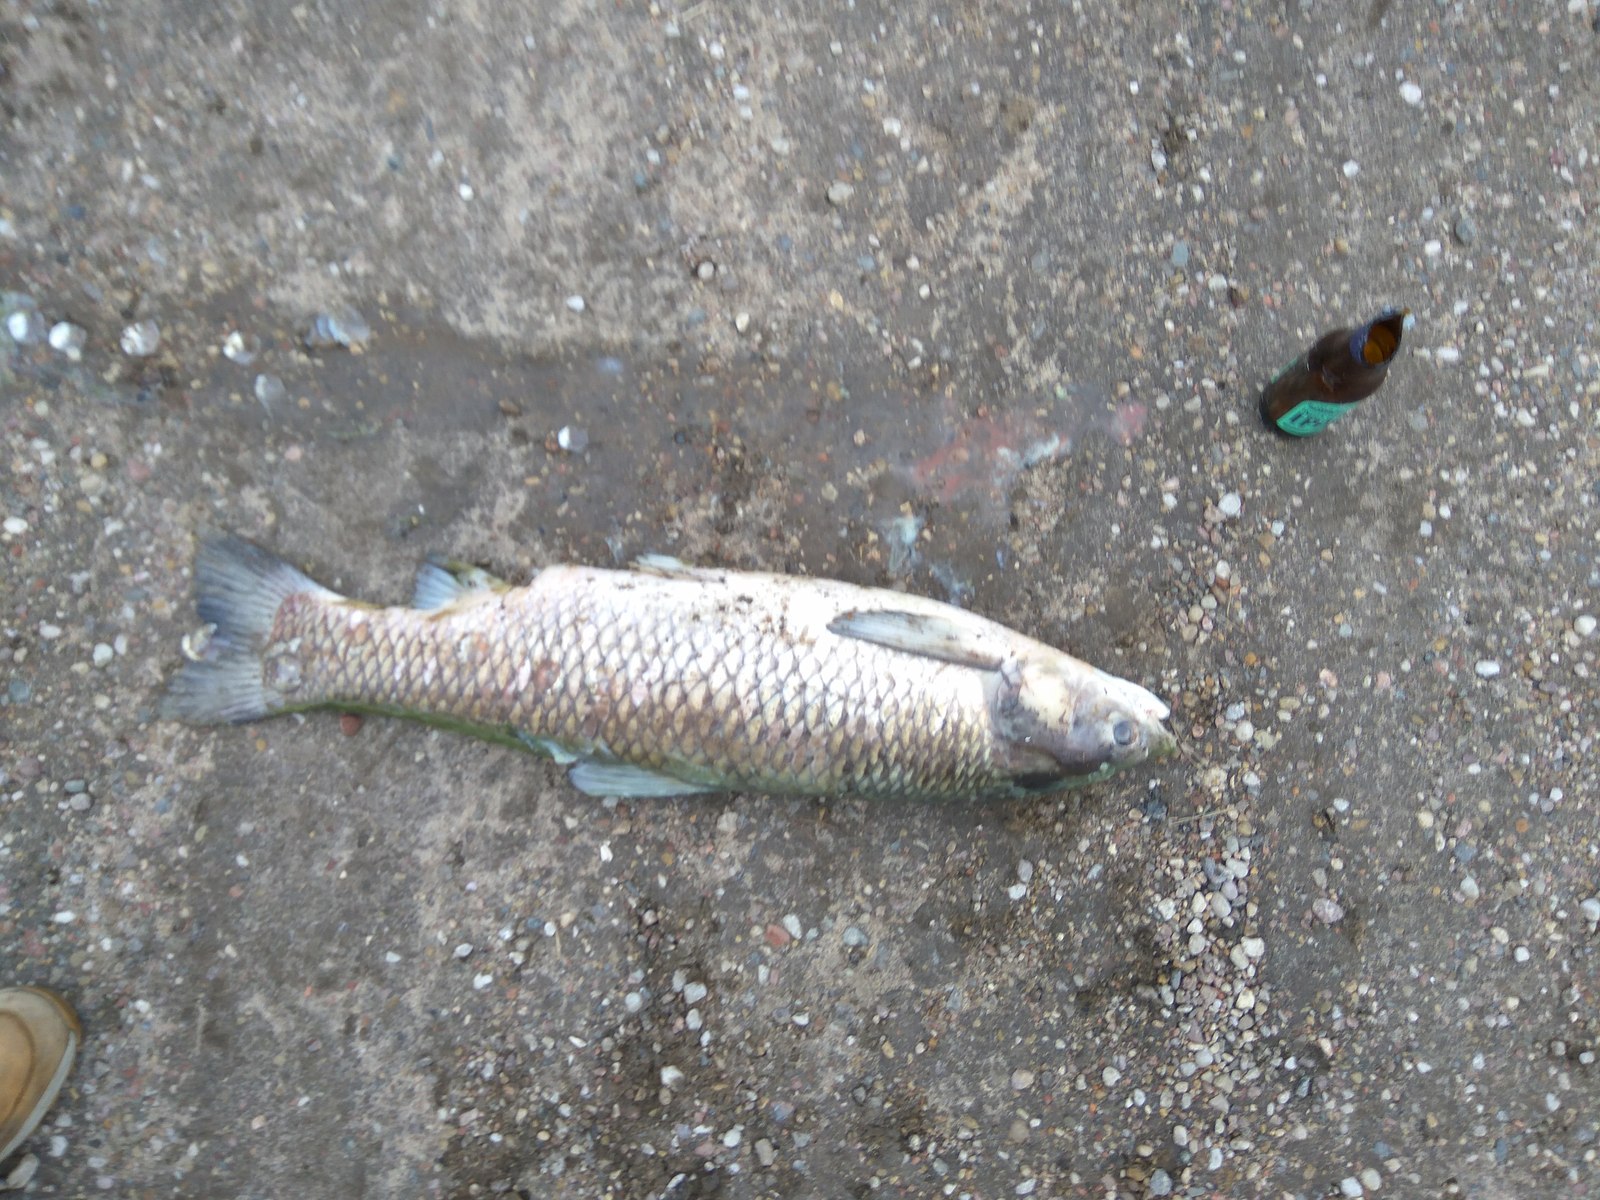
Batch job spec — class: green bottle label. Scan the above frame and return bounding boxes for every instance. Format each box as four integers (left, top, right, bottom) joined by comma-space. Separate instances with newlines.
1273, 399, 1352, 437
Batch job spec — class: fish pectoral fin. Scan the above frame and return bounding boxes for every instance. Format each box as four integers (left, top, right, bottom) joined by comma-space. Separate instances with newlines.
827, 610, 1005, 671
412, 557, 512, 611
632, 554, 724, 582
567, 760, 718, 798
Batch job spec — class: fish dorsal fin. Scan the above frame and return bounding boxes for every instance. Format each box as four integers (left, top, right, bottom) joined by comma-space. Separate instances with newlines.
633, 554, 725, 582
827, 610, 1005, 671
412, 557, 511, 611
567, 759, 717, 798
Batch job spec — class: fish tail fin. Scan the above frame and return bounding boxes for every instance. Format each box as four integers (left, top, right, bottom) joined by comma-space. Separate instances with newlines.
163, 535, 336, 725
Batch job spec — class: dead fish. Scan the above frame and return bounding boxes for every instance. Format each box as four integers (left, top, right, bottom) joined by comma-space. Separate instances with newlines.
163, 535, 1176, 799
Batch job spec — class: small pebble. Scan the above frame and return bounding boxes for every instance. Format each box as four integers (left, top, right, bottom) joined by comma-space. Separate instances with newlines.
734, 311, 751, 334
6, 308, 48, 345
48, 321, 87, 360
1169, 240, 1189, 268
1573, 614, 1596, 637
304, 306, 370, 350
120, 319, 161, 356
1460, 876, 1481, 901
660, 1065, 685, 1089
1475, 660, 1501, 678
696, 260, 716, 282
92, 643, 114, 668
223, 330, 261, 365
1578, 897, 1600, 923
842, 925, 869, 947
254, 374, 287, 406
624, 991, 643, 1013
1313, 897, 1344, 924
754, 1137, 776, 1167
1102, 1066, 1121, 1086
1342, 160, 1360, 178
565, 294, 586, 313
556, 425, 588, 453
454, 942, 474, 958
5, 1154, 39, 1190
1399, 80, 1423, 105
826, 180, 856, 205
1453, 214, 1477, 245
1010, 1068, 1035, 1091
781, 913, 804, 940
1340, 1178, 1364, 1198
2, 516, 28, 535
472, 973, 492, 990
1148, 1169, 1173, 1197
683, 981, 708, 1005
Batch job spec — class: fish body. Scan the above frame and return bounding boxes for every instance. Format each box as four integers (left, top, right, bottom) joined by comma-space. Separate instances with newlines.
165, 536, 1176, 800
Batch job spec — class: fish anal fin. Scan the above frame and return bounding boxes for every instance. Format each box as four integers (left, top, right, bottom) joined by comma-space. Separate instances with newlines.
413, 557, 511, 611
567, 760, 717, 798
827, 610, 1005, 671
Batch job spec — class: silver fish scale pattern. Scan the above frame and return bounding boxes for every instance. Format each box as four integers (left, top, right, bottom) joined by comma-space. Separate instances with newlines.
267, 570, 1006, 799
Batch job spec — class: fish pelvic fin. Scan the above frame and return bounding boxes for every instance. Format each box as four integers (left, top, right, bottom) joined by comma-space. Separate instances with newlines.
567, 759, 718, 798
162, 535, 336, 725
412, 557, 511, 611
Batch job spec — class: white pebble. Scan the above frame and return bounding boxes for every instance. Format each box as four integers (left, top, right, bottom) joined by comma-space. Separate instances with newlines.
453, 942, 474, 958
53, 911, 77, 923
1460, 876, 1481, 901
683, 982, 708, 1005
781, 913, 804, 940
1399, 80, 1423, 105
1574, 614, 1596, 637
1434, 346, 1462, 364
1010, 1068, 1035, 1091
826, 180, 856, 205
624, 991, 643, 1013
1218, 492, 1242, 518
1579, 897, 1600, 923
1236, 987, 1256, 1011
1007, 882, 1028, 901
1475, 660, 1501, 678
458, 182, 474, 201
472, 972, 493, 990
1340, 1177, 1364, 1198
2, 516, 28, 535
92, 643, 114, 668
5, 1155, 39, 1190
1102, 1066, 1121, 1086
564, 294, 586, 313
660, 1065, 685, 1089
1342, 160, 1360, 178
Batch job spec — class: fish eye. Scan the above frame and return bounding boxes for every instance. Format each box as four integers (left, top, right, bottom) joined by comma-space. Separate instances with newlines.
1112, 718, 1137, 747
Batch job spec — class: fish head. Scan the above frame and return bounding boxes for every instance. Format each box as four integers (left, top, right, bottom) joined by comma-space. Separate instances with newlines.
992, 656, 1176, 790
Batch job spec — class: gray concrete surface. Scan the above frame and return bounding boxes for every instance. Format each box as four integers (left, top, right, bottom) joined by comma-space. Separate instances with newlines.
3, 0, 1599, 1196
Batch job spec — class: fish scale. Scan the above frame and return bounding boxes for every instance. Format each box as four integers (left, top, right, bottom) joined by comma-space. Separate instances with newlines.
164, 536, 1176, 799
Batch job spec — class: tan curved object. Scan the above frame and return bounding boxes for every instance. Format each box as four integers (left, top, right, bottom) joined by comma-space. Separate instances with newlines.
0, 987, 82, 1164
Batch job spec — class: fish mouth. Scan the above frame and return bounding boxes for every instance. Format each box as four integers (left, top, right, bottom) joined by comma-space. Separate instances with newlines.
1147, 723, 1179, 762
